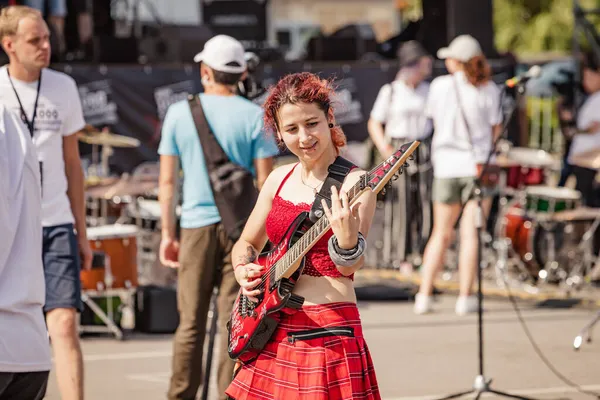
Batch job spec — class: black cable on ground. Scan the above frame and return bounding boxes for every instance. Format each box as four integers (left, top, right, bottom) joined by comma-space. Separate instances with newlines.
500, 275, 600, 399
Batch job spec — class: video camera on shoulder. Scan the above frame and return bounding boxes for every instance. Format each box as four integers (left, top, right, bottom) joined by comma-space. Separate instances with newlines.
238, 52, 266, 102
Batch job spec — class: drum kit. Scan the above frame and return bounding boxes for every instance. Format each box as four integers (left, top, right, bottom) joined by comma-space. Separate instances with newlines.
493, 145, 600, 293
78, 126, 176, 339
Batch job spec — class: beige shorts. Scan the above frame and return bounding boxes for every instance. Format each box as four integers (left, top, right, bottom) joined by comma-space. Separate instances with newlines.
432, 177, 497, 205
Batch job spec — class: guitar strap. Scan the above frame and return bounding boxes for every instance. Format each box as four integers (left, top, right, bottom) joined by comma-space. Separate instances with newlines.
308, 156, 356, 224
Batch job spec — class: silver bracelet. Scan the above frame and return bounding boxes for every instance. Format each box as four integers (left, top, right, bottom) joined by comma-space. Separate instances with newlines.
328, 232, 367, 267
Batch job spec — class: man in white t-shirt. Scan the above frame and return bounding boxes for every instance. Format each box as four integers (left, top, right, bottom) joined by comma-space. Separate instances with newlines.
0, 104, 51, 399
0, 6, 92, 400
368, 40, 433, 265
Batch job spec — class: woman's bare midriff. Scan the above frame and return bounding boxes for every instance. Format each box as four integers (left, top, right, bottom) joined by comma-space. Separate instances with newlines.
292, 274, 357, 305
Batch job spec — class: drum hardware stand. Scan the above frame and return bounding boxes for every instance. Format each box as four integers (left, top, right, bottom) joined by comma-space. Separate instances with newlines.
79, 259, 136, 340
80, 290, 126, 340
434, 85, 536, 400
571, 213, 600, 350
573, 311, 599, 350
381, 176, 395, 267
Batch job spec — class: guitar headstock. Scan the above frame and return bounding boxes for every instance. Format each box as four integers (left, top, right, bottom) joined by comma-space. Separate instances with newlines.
361, 141, 420, 194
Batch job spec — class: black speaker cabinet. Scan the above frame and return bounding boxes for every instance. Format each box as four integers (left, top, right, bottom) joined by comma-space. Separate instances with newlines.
135, 285, 179, 334
419, 0, 497, 58
92, 35, 139, 63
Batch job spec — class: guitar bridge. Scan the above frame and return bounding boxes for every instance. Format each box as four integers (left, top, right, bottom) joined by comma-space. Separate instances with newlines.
240, 296, 258, 317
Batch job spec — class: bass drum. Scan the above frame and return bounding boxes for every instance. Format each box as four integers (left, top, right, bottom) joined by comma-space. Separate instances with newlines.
500, 204, 582, 281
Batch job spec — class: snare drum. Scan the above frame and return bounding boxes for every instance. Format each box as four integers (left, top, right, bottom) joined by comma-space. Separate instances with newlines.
501, 147, 556, 189
524, 186, 581, 213
506, 166, 545, 189
87, 224, 139, 289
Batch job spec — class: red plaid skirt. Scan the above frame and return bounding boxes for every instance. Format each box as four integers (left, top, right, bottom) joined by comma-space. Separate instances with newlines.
225, 302, 380, 400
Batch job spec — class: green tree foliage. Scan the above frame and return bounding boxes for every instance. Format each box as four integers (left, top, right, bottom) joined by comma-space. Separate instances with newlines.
494, 0, 600, 55
403, 0, 600, 55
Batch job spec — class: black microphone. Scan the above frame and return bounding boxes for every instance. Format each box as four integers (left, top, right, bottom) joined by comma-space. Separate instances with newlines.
505, 65, 542, 88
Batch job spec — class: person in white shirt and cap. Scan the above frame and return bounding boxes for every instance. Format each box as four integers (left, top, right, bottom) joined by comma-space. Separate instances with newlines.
414, 34, 503, 315
368, 40, 433, 267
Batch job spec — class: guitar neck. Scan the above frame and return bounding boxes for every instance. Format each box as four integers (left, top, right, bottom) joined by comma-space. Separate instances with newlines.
274, 176, 366, 280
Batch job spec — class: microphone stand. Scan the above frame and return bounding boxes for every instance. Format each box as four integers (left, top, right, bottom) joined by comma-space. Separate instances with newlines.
200, 270, 222, 400
433, 82, 537, 400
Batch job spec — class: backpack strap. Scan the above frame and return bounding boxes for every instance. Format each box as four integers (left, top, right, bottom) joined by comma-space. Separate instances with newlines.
308, 156, 356, 223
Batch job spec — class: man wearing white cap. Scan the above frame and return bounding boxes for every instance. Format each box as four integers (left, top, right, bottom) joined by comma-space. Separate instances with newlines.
158, 34, 279, 400
415, 34, 503, 315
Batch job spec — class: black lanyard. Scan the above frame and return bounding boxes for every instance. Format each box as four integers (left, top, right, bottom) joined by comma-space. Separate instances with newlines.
7, 69, 42, 138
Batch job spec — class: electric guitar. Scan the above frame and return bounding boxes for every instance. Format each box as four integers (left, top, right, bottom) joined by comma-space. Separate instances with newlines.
227, 141, 420, 362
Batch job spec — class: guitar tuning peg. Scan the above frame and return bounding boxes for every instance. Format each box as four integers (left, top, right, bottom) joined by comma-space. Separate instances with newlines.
381, 187, 386, 196
392, 174, 399, 181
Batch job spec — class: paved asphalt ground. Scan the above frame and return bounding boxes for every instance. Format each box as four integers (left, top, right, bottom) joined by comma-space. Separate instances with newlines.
43, 286, 600, 400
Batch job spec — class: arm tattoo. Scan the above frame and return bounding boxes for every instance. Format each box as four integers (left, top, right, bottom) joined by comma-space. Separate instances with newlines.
237, 245, 257, 265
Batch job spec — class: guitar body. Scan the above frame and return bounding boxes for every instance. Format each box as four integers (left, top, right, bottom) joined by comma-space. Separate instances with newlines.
227, 212, 311, 363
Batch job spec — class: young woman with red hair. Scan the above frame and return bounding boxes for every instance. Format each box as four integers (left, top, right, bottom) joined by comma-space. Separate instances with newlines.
225, 72, 381, 400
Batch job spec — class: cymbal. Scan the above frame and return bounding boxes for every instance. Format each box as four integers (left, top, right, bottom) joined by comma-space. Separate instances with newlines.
570, 149, 600, 170
78, 131, 141, 148
550, 207, 600, 222
86, 175, 157, 200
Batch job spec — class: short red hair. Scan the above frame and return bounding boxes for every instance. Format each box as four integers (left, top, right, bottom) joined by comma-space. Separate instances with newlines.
263, 72, 347, 152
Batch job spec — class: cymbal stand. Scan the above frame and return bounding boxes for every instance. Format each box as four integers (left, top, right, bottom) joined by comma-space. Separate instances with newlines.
575, 213, 600, 277
492, 195, 511, 289
492, 169, 528, 290
573, 310, 599, 350
101, 144, 113, 178
97, 144, 114, 224
571, 213, 600, 350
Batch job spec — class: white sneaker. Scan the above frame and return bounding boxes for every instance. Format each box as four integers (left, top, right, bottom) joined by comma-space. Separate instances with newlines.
455, 295, 479, 316
414, 293, 433, 315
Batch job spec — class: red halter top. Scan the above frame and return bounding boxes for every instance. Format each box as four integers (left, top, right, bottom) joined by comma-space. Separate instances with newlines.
264, 164, 354, 280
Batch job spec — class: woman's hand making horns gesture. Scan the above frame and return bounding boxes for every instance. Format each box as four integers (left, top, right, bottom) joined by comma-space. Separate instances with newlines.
321, 186, 361, 250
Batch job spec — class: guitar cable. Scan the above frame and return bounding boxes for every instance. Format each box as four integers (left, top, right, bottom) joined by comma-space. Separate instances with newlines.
500, 272, 600, 399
